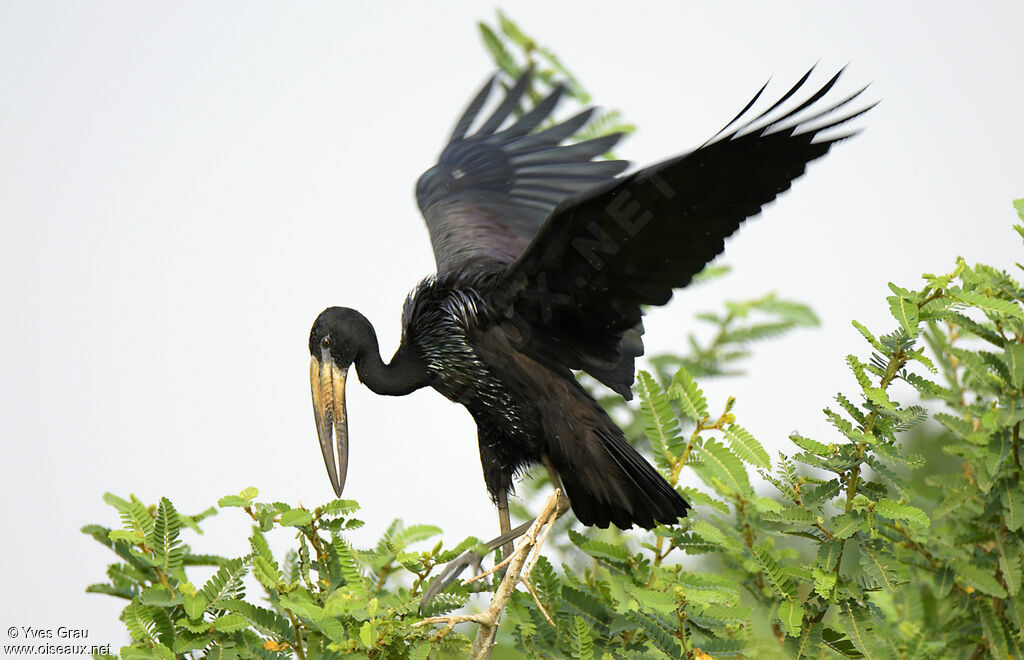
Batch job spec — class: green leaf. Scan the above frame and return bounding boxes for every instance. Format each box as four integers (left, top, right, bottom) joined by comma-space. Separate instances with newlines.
624, 583, 677, 613
183, 592, 207, 620
724, 424, 770, 468
109, 530, 146, 545
201, 558, 247, 607
690, 603, 752, 625
751, 544, 796, 598
387, 523, 443, 550
678, 487, 730, 515
940, 311, 1005, 347
812, 569, 837, 598
280, 593, 324, 621
693, 264, 731, 284
831, 511, 865, 539
571, 616, 595, 660
569, 529, 630, 562
359, 619, 377, 648
572, 108, 636, 143
720, 320, 796, 344
950, 290, 1024, 319
852, 320, 886, 352
278, 508, 312, 527
120, 602, 159, 645
636, 370, 683, 471
1003, 480, 1024, 531
1014, 198, 1024, 221
695, 438, 751, 496
760, 507, 817, 524
316, 499, 360, 518
332, 536, 368, 596
905, 371, 956, 401
822, 626, 865, 658
750, 295, 820, 326
179, 507, 216, 534
677, 571, 741, 606
1005, 344, 1024, 388
817, 539, 843, 571
249, 529, 281, 590
996, 536, 1022, 597
935, 412, 989, 446
478, 22, 517, 76
150, 644, 176, 660
212, 613, 248, 633
980, 598, 1011, 660
847, 355, 872, 390
669, 366, 708, 420
874, 498, 929, 529
140, 584, 180, 607
932, 565, 955, 598
859, 543, 900, 592
839, 602, 876, 659
887, 295, 920, 335
789, 433, 831, 457
777, 599, 804, 637
496, 9, 532, 47
698, 639, 754, 656
218, 487, 257, 507
954, 561, 1008, 597
864, 387, 896, 413
561, 586, 614, 626
629, 610, 681, 658
409, 642, 432, 660
172, 632, 214, 654
104, 493, 154, 541
153, 498, 184, 574
203, 643, 239, 660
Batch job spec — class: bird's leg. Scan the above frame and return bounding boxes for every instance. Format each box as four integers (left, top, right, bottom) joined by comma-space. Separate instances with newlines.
495, 489, 514, 562
419, 457, 572, 610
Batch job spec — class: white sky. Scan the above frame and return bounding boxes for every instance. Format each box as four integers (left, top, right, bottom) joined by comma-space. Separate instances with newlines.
1, 0, 1022, 649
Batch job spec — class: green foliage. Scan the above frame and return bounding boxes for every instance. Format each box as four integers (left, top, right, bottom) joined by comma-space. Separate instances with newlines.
649, 288, 821, 383
86, 491, 478, 658
477, 10, 635, 157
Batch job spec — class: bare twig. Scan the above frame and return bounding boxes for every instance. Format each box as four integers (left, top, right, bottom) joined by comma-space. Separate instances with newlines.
415, 489, 563, 659
519, 574, 555, 626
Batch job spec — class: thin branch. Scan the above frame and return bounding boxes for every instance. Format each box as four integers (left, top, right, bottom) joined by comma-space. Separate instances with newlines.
415, 490, 562, 660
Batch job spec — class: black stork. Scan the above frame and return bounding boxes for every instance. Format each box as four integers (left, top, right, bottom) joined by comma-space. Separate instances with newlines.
309, 67, 871, 558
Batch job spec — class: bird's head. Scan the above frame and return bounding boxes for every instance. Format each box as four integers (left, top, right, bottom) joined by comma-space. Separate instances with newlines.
308, 307, 373, 497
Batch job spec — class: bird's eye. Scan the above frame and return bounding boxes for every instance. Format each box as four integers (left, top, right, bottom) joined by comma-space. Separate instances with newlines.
321, 336, 330, 349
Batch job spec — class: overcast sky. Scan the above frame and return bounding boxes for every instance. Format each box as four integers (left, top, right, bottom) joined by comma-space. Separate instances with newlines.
2, 1, 1022, 648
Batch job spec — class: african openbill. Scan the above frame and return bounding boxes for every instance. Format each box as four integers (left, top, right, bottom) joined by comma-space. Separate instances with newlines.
309, 67, 871, 560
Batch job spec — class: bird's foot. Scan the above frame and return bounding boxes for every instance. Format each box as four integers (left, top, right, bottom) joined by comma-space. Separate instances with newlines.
419, 550, 488, 612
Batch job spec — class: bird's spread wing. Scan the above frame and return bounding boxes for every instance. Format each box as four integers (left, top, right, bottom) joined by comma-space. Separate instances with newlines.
490, 68, 874, 398
416, 71, 630, 274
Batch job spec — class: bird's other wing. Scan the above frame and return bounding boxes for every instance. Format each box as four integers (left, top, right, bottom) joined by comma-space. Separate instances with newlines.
416, 70, 630, 274
491, 67, 875, 399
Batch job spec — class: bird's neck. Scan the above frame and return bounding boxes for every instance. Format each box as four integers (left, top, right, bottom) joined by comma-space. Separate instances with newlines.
354, 340, 430, 396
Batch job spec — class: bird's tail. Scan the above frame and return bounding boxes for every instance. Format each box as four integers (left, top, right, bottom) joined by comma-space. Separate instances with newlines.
549, 419, 689, 530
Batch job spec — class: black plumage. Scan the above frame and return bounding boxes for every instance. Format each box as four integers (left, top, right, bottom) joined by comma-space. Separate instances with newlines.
309, 67, 872, 534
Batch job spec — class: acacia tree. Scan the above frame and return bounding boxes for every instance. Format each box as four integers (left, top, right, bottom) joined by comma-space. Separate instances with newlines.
84, 14, 1024, 660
